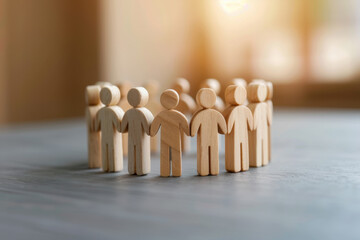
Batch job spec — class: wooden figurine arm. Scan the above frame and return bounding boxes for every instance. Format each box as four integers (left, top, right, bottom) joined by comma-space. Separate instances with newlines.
150, 116, 161, 137
94, 112, 101, 132
178, 112, 190, 136
253, 107, 260, 130
267, 101, 273, 126
140, 108, 154, 135
121, 113, 129, 133
112, 107, 124, 132
246, 108, 254, 131
217, 113, 227, 135
190, 114, 201, 137
226, 110, 235, 134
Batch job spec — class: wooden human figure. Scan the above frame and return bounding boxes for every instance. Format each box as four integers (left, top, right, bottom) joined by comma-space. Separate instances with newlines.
95, 85, 124, 172
247, 82, 269, 167
232, 78, 247, 88
173, 78, 196, 153
201, 79, 225, 112
150, 89, 190, 177
121, 87, 154, 175
115, 81, 132, 156
144, 81, 162, 153
190, 88, 227, 176
85, 85, 102, 168
223, 85, 254, 172
265, 82, 273, 161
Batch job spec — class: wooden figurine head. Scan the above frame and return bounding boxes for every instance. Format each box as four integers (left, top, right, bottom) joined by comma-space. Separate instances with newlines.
202, 79, 221, 94
266, 82, 273, 101
247, 82, 267, 103
86, 85, 101, 106
100, 86, 121, 107
128, 87, 149, 108
115, 81, 131, 100
225, 85, 247, 106
196, 88, 217, 109
173, 78, 190, 94
96, 81, 112, 86
160, 89, 179, 110
232, 78, 247, 88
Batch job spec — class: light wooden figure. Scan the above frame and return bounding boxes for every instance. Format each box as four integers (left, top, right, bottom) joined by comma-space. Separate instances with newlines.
95, 86, 124, 172
115, 81, 132, 156
201, 79, 225, 112
223, 85, 253, 173
247, 82, 269, 167
190, 88, 227, 176
85, 85, 102, 168
173, 78, 196, 153
150, 89, 190, 177
232, 78, 247, 88
265, 82, 273, 161
144, 81, 162, 153
121, 87, 154, 175
96, 81, 112, 86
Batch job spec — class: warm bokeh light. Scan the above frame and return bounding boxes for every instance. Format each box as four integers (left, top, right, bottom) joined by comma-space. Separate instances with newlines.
219, 0, 250, 14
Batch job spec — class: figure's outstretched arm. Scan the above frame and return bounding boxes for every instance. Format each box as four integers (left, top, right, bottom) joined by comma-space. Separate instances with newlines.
140, 108, 154, 135
178, 112, 190, 136
150, 115, 161, 137
246, 108, 254, 131
190, 113, 201, 137
94, 111, 101, 132
112, 107, 124, 132
267, 101, 273, 126
223, 108, 235, 134
217, 112, 227, 135
252, 107, 260, 130
121, 113, 129, 133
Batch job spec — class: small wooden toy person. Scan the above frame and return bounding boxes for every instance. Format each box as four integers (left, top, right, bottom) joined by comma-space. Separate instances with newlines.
223, 85, 253, 173
115, 81, 132, 156
150, 89, 190, 177
95, 85, 124, 172
265, 82, 273, 161
173, 78, 196, 153
201, 79, 225, 112
144, 81, 162, 153
190, 88, 227, 176
121, 87, 154, 175
232, 78, 248, 105
247, 82, 269, 167
85, 85, 102, 168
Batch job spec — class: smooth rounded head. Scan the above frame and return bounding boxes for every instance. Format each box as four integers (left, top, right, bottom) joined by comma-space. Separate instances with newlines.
173, 78, 190, 94
85, 85, 101, 106
161, 89, 179, 110
143, 81, 159, 97
196, 88, 217, 109
202, 79, 221, 94
225, 85, 247, 106
232, 78, 247, 88
100, 85, 121, 106
247, 82, 267, 103
127, 87, 149, 107
266, 82, 273, 100
115, 81, 132, 99
96, 81, 112, 86
252, 79, 265, 83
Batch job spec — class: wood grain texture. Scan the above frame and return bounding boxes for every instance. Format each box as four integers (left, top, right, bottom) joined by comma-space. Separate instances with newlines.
85, 85, 102, 168
266, 82, 273, 161
247, 82, 269, 167
122, 87, 154, 175
201, 79, 225, 112
190, 88, 227, 176
1, 109, 360, 240
116, 82, 132, 156
223, 85, 253, 172
95, 86, 124, 172
150, 89, 189, 177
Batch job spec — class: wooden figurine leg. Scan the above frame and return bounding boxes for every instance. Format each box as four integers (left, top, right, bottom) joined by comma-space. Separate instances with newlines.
241, 141, 250, 171
210, 146, 219, 176
225, 134, 238, 173
262, 138, 269, 166
88, 131, 101, 168
139, 136, 151, 175
160, 142, 170, 177
197, 140, 209, 176
128, 144, 136, 175
150, 136, 158, 153
171, 148, 181, 177
181, 132, 190, 153
249, 131, 262, 167
108, 144, 116, 172
122, 133, 128, 156
102, 143, 109, 172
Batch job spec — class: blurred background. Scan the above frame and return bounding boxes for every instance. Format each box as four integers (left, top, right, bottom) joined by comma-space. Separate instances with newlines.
0, 0, 359, 124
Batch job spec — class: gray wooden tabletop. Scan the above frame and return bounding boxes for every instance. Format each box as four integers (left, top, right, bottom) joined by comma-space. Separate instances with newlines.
0, 109, 359, 240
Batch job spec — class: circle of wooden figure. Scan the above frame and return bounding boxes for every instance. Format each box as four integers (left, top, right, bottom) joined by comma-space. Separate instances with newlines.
144, 81, 162, 153
121, 87, 154, 175
95, 85, 124, 172
232, 78, 248, 105
150, 89, 190, 177
85, 85, 102, 168
173, 78, 196, 153
115, 81, 132, 156
190, 88, 227, 176
265, 82, 273, 161
247, 82, 269, 167
223, 85, 254, 172
201, 79, 225, 112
